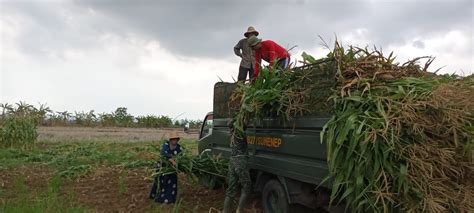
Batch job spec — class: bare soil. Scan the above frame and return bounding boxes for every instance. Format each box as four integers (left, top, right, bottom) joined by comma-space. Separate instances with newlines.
1, 166, 261, 212
38, 126, 199, 142
0, 166, 53, 199
65, 167, 262, 212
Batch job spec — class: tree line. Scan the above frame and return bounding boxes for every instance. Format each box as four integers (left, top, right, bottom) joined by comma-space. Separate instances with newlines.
0, 102, 203, 129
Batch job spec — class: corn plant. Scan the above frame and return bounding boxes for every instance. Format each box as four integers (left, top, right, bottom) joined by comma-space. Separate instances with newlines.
118, 175, 127, 195
230, 40, 473, 212
316, 42, 472, 212
0, 116, 38, 149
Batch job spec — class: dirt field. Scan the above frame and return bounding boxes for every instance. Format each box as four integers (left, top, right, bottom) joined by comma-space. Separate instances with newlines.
38, 126, 200, 142
0, 127, 262, 213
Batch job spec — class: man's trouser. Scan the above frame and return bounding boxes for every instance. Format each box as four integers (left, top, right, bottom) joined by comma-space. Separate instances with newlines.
238, 66, 254, 81
276, 57, 291, 72
223, 156, 251, 212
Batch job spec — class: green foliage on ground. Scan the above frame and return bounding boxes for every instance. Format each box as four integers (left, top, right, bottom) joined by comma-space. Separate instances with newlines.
0, 138, 198, 177
1, 175, 88, 213
0, 138, 201, 212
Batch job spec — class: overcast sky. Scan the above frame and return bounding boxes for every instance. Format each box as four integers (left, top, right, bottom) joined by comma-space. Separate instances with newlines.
1, 0, 472, 120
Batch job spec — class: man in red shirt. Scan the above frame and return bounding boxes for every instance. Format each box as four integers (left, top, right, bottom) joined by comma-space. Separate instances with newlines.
247, 36, 290, 78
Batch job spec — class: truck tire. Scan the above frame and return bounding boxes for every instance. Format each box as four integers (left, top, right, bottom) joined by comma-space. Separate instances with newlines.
262, 179, 290, 213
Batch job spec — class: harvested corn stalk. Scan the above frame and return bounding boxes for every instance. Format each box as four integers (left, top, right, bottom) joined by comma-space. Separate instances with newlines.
231, 41, 473, 212
152, 149, 228, 183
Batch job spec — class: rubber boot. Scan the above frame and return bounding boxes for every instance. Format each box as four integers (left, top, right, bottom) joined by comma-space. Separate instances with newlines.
236, 192, 249, 213
223, 196, 233, 213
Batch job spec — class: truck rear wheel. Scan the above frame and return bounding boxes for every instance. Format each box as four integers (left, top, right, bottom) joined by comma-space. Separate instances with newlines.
262, 179, 289, 213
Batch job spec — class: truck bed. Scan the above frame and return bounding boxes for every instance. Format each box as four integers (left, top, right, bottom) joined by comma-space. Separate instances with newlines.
199, 116, 330, 185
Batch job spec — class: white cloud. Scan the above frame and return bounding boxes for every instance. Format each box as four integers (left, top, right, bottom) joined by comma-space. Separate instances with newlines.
138, 41, 236, 84
0, 12, 27, 63
1, 28, 238, 119
339, 28, 373, 46
388, 30, 472, 75
0, 1, 243, 120
289, 30, 473, 76
1, 0, 472, 121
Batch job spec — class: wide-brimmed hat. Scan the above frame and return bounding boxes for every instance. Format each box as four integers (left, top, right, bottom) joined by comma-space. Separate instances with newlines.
247, 36, 262, 47
244, 26, 259, 37
168, 132, 180, 140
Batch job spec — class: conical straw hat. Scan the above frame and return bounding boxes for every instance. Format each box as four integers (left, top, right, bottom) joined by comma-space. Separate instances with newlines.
168, 132, 180, 140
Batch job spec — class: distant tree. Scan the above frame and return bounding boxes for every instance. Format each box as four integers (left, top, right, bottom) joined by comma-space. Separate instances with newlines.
157, 115, 173, 128
2, 102, 203, 129
57, 111, 72, 125
74, 111, 85, 126
47, 112, 63, 126
0, 103, 13, 123
15, 101, 35, 117
84, 110, 97, 127
136, 115, 156, 128
113, 107, 134, 127
189, 120, 203, 128
34, 103, 52, 125
99, 112, 115, 127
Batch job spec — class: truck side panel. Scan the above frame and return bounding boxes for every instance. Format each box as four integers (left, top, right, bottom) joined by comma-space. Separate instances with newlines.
199, 117, 330, 185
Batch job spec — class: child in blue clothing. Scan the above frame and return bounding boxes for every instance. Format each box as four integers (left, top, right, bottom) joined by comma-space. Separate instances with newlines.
149, 132, 182, 204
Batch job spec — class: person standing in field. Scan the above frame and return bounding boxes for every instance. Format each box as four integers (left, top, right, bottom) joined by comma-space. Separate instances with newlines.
234, 26, 259, 81
223, 120, 251, 213
248, 36, 291, 78
149, 132, 182, 204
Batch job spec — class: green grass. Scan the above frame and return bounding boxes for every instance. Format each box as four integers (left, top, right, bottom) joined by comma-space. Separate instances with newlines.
118, 174, 127, 196
0, 138, 197, 176
0, 138, 199, 212
1, 175, 88, 213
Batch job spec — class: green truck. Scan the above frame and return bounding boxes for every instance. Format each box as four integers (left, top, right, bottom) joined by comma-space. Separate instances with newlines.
198, 61, 343, 212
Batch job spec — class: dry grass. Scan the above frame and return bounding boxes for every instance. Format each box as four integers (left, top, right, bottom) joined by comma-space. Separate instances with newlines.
37, 126, 198, 142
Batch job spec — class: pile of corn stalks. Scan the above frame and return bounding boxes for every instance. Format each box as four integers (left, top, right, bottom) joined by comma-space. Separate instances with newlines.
153, 150, 228, 182
231, 41, 473, 212
229, 58, 336, 138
